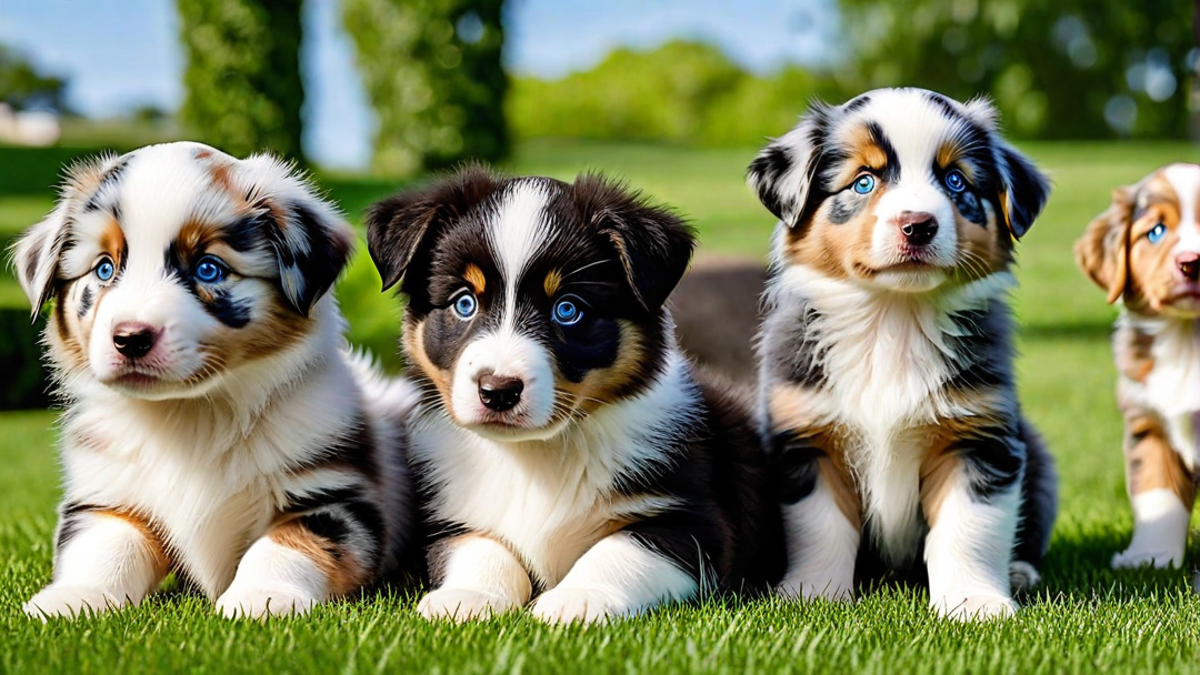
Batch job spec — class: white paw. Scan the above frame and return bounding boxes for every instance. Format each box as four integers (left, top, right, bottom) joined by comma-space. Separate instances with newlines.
416, 588, 516, 622
1010, 561, 1042, 591
933, 593, 1017, 621
216, 585, 319, 619
776, 577, 854, 602
530, 587, 627, 625
23, 585, 127, 621
1112, 548, 1182, 570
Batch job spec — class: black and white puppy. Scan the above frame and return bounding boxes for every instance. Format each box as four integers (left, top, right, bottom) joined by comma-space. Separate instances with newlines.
748, 88, 1058, 620
366, 167, 786, 624
14, 142, 414, 619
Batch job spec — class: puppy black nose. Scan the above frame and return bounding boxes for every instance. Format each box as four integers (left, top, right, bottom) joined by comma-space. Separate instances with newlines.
1178, 252, 1200, 281
112, 322, 156, 359
478, 374, 524, 412
897, 211, 938, 246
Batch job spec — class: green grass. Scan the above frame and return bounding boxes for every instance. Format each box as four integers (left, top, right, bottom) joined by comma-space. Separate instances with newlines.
5, 140, 1200, 674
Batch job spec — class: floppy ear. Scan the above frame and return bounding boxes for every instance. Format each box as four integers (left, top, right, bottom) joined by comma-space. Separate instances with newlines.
746, 101, 834, 229
996, 142, 1050, 239
11, 201, 71, 322
1074, 186, 1134, 304
244, 155, 355, 316
573, 173, 696, 312
365, 164, 500, 292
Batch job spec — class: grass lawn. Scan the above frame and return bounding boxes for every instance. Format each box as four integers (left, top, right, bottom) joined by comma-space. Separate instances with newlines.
4, 139, 1200, 674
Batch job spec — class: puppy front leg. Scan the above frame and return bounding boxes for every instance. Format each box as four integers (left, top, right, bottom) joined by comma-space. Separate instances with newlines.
417, 533, 531, 622
218, 492, 385, 619
24, 505, 169, 620
922, 438, 1023, 621
1112, 416, 1194, 569
775, 448, 861, 602
530, 513, 706, 625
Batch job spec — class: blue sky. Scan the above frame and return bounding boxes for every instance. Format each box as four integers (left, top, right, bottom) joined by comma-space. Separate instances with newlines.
0, 0, 836, 168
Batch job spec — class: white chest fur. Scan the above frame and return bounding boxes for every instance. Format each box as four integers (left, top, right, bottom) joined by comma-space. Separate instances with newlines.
1123, 315, 1200, 472
765, 266, 1016, 562
57, 355, 364, 598
411, 352, 697, 587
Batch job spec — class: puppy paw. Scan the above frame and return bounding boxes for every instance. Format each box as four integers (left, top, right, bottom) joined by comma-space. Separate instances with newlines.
933, 593, 1017, 621
1112, 548, 1182, 570
530, 587, 625, 625
417, 588, 516, 622
216, 585, 319, 619
776, 577, 854, 602
1010, 561, 1042, 592
23, 585, 125, 620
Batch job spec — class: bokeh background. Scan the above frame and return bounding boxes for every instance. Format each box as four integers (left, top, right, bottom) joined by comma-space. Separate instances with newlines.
0, 0, 1194, 406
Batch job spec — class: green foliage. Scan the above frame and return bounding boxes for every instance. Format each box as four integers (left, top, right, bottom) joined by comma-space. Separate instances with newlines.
837, 0, 1191, 139
177, 0, 306, 161
343, 0, 509, 177
509, 41, 843, 147
0, 45, 67, 113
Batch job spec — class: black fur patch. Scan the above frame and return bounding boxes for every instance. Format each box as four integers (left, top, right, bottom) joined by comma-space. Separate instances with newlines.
77, 286, 93, 317
864, 121, 901, 183
944, 305, 1014, 391
81, 157, 130, 213
957, 427, 1025, 499
827, 192, 868, 225
56, 502, 100, 551
747, 145, 793, 220
768, 432, 823, 505
204, 288, 252, 329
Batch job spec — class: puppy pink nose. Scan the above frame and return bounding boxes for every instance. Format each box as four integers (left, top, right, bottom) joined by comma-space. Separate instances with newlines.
112, 322, 158, 359
1177, 252, 1200, 281
896, 211, 938, 246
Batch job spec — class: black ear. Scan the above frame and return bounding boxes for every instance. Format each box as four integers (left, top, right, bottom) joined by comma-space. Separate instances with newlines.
747, 100, 834, 229
366, 164, 500, 292
269, 198, 355, 316
572, 173, 696, 312
996, 142, 1050, 239
241, 154, 355, 316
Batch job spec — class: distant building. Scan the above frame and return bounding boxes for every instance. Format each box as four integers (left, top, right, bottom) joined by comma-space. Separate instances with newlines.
0, 103, 60, 146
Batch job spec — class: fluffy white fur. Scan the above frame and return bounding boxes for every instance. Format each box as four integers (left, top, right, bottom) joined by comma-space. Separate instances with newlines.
412, 349, 701, 623
19, 142, 415, 620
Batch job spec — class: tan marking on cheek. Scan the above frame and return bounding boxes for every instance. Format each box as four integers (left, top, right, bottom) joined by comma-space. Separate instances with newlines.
463, 263, 487, 295
1124, 413, 1197, 507
1125, 196, 1183, 314
790, 187, 885, 280
405, 319, 454, 406
47, 282, 87, 372
543, 268, 562, 297
555, 320, 646, 415
268, 519, 367, 596
953, 206, 1010, 282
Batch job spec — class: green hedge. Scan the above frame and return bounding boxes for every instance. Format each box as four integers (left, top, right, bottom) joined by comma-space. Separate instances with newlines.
0, 309, 51, 410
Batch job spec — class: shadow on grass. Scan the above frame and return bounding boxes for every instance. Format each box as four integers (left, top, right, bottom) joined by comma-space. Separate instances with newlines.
1020, 319, 1113, 341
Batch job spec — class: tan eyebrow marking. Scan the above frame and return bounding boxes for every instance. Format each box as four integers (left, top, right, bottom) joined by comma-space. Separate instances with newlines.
464, 263, 487, 294
543, 268, 563, 296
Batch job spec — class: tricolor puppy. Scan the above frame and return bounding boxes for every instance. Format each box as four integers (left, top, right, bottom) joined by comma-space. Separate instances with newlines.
13, 142, 414, 620
366, 167, 786, 624
749, 88, 1058, 620
1075, 163, 1200, 570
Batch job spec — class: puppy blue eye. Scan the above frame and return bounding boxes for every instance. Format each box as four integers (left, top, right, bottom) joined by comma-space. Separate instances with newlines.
94, 257, 115, 282
944, 169, 967, 193
1148, 222, 1167, 244
452, 291, 478, 319
552, 298, 583, 326
852, 174, 875, 194
193, 256, 227, 283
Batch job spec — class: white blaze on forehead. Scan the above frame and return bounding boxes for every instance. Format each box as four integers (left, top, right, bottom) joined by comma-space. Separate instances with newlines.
1163, 163, 1200, 254
488, 180, 553, 289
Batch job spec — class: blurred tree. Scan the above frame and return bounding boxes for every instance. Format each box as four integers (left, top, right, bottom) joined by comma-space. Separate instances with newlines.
838, 0, 1191, 139
343, 0, 508, 176
508, 41, 842, 147
0, 45, 68, 113
178, 0, 306, 161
